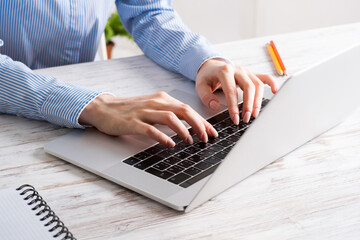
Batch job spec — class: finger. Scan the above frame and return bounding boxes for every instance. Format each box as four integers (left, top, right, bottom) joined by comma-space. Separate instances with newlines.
235, 69, 255, 123
196, 82, 221, 111
172, 103, 209, 142
136, 122, 175, 147
247, 72, 265, 118
217, 66, 239, 125
172, 87, 218, 138
198, 116, 218, 138
143, 110, 193, 144
256, 74, 278, 93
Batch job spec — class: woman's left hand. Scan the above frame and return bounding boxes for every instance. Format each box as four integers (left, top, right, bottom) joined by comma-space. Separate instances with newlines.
195, 58, 278, 124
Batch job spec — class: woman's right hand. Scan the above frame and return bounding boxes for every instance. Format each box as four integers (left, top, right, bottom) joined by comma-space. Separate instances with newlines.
79, 92, 218, 147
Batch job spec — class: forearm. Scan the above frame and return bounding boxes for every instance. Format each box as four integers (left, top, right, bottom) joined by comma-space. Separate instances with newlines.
116, 0, 227, 81
0, 54, 103, 128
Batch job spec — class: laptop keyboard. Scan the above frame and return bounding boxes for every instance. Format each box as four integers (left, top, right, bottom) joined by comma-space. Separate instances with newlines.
123, 99, 270, 188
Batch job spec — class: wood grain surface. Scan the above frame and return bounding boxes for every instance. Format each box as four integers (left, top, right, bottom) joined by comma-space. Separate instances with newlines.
1, 23, 360, 239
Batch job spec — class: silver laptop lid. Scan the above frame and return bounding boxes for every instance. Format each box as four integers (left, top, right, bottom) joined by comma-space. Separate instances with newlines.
186, 43, 360, 212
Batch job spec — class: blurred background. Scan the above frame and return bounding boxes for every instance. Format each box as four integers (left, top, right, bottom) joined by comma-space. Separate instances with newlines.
105, 0, 360, 59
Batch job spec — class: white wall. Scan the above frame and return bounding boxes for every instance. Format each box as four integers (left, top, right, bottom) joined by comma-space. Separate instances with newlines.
173, 0, 255, 43
173, 0, 360, 43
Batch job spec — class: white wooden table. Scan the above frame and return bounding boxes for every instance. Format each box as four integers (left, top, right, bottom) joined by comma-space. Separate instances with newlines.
1, 23, 360, 239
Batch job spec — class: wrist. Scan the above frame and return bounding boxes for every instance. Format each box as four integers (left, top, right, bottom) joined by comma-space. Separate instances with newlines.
79, 94, 114, 126
198, 57, 228, 74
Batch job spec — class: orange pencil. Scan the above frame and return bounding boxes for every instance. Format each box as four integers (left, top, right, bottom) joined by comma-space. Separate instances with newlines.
270, 40, 287, 75
266, 43, 283, 76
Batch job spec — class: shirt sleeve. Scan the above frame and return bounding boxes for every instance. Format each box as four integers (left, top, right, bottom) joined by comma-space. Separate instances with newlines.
116, 0, 229, 81
0, 40, 103, 128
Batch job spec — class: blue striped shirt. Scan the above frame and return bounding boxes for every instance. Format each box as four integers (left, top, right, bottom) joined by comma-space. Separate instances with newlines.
0, 0, 224, 128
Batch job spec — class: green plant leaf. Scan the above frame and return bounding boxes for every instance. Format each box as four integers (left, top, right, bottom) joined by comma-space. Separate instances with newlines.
104, 13, 132, 44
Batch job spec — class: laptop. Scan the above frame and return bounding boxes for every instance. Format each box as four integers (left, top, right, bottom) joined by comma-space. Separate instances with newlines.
45, 43, 360, 212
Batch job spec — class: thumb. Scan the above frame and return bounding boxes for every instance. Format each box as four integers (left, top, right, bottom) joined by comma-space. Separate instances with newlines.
196, 83, 220, 111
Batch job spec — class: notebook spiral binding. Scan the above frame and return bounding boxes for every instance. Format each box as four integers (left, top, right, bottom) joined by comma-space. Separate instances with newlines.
16, 184, 76, 240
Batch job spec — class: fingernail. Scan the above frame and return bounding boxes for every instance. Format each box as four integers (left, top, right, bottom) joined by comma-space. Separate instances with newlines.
201, 132, 208, 143
254, 108, 260, 118
209, 100, 219, 110
243, 111, 251, 123
167, 138, 175, 147
186, 135, 194, 144
233, 114, 240, 125
210, 127, 218, 137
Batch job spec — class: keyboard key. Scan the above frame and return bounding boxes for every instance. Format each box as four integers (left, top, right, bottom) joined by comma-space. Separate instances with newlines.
261, 99, 270, 107
214, 121, 229, 129
123, 157, 140, 165
228, 124, 239, 130
145, 168, 174, 180
194, 161, 212, 170
180, 164, 219, 188
167, 165, 185, 174
174, 151, 191, 159
145, 146, 162, 155
208, 144, 223, 152
238, 122, 248, 129
176, 141, 190, 148
223, 118, 234, 125
198, 149, 216, 157
134, 155, 163, 170
207, 111, 228, 125
204, 156, 222, 165
208, 136, 221, 144
187, 154, 205, 163
217, 131, 229, 139
168, 172, 191, 184
155, 144, 169, 151
145, 167, 162, 176
214, 151, 228, 160
234, 129, 246, 137
177, 160, 195, 169
146, 167, 174, 180
134, 152, 151, 160
191, 134, 201, 143
194, 142, 211, 149
167, 145, 183, 153
217, 139, 233, 147
223, 147, 233, 153
157, 150, 174, 158
184, 167, 201, 176
184, 146, 200, 154
153, 161, 171, 171
222, 127, 237, 135
188, 128, 195, 136
171, 135, 182, 144
163, 156, 181, 165
227, 134, 240, 142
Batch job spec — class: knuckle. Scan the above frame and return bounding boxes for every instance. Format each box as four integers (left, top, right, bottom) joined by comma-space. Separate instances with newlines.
155, 91, 168, 98
180, 104, 192, 113
129, 118, 139, 126
146, 98, 162, 106
244, 81, 255, 91
144, 125, 155, 136
164, 112, 176, 122
254, 80, 264, 89
220, 64, 232, 73
236, 65, 245, 72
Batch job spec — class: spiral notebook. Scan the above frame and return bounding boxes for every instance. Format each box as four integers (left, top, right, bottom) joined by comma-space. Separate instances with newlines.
0, 184, 76, 240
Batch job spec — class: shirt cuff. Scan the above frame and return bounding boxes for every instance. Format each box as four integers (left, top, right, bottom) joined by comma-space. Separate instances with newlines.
40, 83, 105, 129
178, 38, 232, 81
